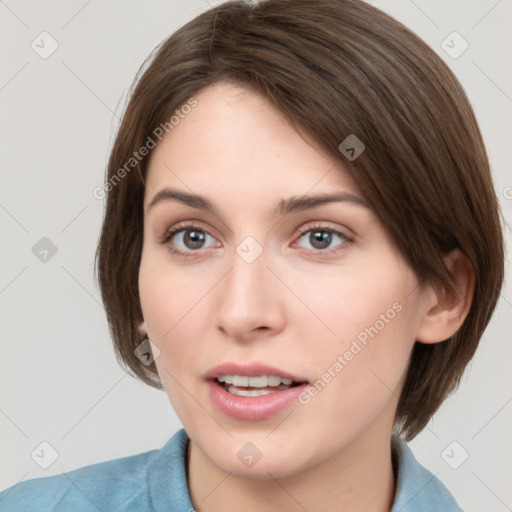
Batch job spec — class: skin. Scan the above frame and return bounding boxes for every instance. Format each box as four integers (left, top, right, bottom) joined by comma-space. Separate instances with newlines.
138, 82, 473, 512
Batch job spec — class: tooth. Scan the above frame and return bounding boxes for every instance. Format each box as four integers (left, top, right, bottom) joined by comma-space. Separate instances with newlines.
216, 374, 298, 387
267, 376, 282, 386
247, 376, 268, 388
232, 375, 249, 386
227, 386, 277, 397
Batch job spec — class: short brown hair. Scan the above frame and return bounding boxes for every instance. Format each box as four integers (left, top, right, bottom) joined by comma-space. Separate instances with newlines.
94, 0, 505, 440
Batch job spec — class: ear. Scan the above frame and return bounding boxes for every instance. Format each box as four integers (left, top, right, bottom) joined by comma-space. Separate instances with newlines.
416, 249, 475, 344
138, 320, 147, 336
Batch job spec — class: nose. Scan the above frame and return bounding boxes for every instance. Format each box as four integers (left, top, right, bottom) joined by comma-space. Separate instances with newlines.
215, 244, 286, 342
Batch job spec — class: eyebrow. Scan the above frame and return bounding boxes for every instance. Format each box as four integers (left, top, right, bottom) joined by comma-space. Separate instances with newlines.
146, 187, 369, 216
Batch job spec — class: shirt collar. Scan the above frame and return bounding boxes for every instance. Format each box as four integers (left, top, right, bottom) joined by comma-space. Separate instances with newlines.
148, 428, 463, 512
148, 428, 195, 512
391, 436, 464, 511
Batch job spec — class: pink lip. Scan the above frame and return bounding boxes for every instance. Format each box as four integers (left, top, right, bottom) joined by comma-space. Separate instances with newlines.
204, 362, 307, 382
207, 380, 309, 421
204, 362, 309, 421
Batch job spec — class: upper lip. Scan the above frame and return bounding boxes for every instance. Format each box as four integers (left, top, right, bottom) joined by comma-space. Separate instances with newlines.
205, 362, 308, 383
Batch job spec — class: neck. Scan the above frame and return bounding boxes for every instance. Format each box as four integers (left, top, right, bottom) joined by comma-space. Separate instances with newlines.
187, 427, 398, 512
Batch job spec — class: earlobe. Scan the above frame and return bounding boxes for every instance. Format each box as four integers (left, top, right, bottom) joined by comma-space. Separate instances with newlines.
416, 249, 475, 344
138, 320, 147, 336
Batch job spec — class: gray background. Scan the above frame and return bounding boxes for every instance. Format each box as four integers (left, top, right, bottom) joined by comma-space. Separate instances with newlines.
0, 0, 511, 510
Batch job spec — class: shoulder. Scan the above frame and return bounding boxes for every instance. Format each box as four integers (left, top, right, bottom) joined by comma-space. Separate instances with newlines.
0, 445, 161, 512
391, 437, 465, 512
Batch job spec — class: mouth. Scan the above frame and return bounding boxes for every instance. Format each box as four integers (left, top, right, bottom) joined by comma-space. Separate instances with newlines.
214, 374, 305, 397
206, 365, 311, 421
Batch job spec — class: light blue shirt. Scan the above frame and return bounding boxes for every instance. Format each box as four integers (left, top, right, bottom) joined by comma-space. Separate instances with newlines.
0, 428, 464, 511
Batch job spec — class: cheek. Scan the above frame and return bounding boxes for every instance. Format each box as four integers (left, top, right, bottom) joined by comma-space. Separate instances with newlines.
291, 257, 417, 348
138, 255, 215, 367
139, 260, 214, 423
139, 246, 194, 328
293, 259, 419, 406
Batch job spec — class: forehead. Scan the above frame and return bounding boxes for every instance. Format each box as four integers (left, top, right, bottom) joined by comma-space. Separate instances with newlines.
144, 82, 363, 211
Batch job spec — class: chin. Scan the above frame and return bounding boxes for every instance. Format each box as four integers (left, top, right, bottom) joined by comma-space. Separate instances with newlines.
205, 442, 312, 481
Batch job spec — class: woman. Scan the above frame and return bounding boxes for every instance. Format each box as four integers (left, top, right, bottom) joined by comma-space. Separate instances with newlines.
1, 0, 504, 510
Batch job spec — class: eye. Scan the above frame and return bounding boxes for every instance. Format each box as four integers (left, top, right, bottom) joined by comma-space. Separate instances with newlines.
160, 222, 353, 259
160, 223, 218, 257
294, 225, 352, 255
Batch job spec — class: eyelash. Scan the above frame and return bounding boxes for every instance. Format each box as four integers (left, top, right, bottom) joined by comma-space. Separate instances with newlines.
159, 222, 354, 260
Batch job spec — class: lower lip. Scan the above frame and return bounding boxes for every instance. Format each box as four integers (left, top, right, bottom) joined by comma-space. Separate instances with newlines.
207, 380, 308, 421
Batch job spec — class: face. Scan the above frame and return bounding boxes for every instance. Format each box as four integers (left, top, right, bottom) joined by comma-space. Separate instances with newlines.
138, 82, 428, 479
